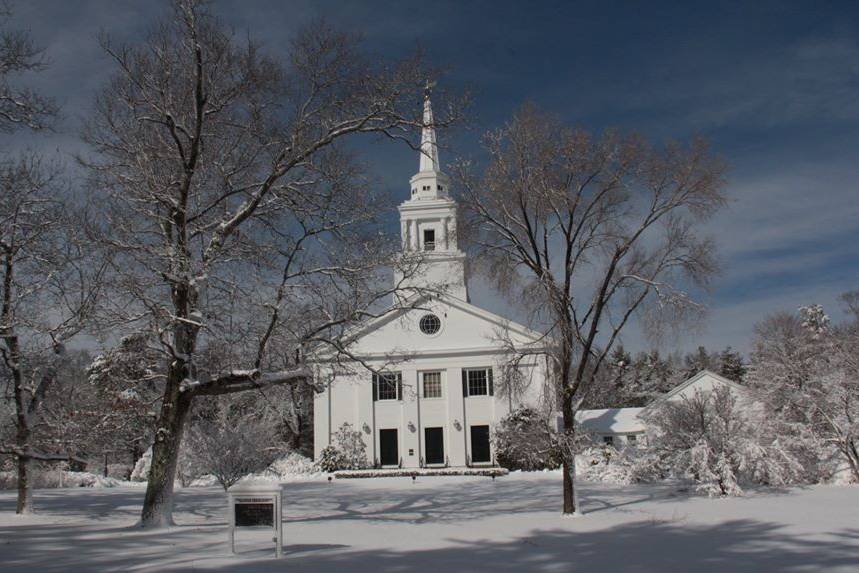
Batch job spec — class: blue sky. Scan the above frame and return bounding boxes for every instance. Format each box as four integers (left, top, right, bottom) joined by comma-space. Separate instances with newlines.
12, 0, 859, 354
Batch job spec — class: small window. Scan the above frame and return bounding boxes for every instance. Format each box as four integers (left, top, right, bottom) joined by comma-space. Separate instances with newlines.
419, 313, 441, 335
603, 436, 614, 446
373, 372, 401, 401
437, 185, 443, 191
626, 434, 637, 444
463, 368, 493, 397
423, 371, 442, 398
423, 229, 435, 251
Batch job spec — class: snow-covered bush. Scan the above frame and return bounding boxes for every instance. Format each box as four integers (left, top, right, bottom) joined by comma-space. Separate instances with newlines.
264, 452, 319, 478
60, 471, 125, 488
642, 386, 803, 496
575, 446, 633, 485
493, 407, 561, 471
317, 446, 347, 473
130, 448, 151, 482
316, 423, 369, 472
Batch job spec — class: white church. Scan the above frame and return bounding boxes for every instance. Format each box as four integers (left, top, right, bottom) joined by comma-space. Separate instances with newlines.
312, 93, 548, 469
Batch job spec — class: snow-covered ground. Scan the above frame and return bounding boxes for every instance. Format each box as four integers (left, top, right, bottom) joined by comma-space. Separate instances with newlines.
1, 472, 856, 572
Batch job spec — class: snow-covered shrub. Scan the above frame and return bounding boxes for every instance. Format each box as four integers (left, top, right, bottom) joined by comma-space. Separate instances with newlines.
130, 448, 152, 482
334, 422, 369, 469
317, 446, 347, 473
264, 452, 319, 478
642, 386, 803, 496
316, 423, 369, 472
493, 407, 561, 471
575, 446, 650, 485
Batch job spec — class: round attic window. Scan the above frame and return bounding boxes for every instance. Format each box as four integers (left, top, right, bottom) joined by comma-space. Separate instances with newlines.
419, 313, 441, 335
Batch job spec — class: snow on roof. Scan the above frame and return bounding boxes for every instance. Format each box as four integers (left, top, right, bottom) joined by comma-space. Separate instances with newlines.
575, 408, 646, 434
642, 369, 747, 415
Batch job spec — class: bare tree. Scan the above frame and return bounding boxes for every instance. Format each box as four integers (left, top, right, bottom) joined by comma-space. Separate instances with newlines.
186, 409, 280, 490
0, 157, 101, 513
456, 104, 726, 514
81, 0, 458, 528
0, 7, 87, 514
0, 3, 57, 131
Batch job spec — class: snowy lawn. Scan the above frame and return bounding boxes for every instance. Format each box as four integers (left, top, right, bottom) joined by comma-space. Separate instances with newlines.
0, 473, 857, 572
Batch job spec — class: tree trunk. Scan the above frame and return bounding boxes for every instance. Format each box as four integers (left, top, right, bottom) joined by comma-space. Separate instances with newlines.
845, 439, 859, 483
562, 456, 575, 514
139, 362, 194, 528
560, 383, 577, 515
16, 456, 33, 514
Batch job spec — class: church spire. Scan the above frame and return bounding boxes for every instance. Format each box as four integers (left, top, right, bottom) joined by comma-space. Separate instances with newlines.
409, 82, 449, 201
419, 83, 440, 173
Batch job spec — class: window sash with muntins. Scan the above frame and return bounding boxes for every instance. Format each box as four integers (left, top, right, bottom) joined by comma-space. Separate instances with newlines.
373, 372, 402, 401
423, 371, 442, 398
462, 368, 494, 397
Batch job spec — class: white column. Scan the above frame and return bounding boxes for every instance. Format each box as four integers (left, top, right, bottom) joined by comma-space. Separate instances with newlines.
401, 220, 408, 250
409, 219, 418, 250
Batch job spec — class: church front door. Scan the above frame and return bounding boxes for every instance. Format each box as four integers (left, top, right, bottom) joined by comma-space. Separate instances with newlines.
470, 425, 491, 464
379, 429, 399, 467
424, 427, 444, 465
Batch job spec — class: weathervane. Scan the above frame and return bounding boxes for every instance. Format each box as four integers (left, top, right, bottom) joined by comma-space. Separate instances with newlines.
424, 79, 436, 100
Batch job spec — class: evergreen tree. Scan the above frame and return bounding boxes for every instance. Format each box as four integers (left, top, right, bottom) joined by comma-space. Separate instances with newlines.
682, 345, 718, 378
718, 346, 747, 382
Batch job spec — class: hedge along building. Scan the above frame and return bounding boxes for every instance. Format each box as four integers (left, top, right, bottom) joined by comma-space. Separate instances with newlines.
313, 92, 548, 469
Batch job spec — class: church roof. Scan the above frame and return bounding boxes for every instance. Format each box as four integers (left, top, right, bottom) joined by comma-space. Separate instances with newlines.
642, 369, 746, 414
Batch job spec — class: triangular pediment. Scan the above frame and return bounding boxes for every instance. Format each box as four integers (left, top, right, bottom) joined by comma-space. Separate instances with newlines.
323, 293, 545, 360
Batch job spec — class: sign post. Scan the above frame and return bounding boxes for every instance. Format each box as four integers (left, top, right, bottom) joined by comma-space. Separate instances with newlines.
227, 482, 283, 558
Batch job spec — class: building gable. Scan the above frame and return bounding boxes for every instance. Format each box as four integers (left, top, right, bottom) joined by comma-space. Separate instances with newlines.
642, 370, 749, 415
338, 294, 544, 360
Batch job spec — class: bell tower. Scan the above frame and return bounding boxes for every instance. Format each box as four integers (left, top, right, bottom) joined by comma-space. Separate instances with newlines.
396, 86, 468, 301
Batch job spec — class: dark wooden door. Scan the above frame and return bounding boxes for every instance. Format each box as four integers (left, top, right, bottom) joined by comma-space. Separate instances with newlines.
470, 425, 491, 463
424, 427, 444, 465
379, 429, 398, 467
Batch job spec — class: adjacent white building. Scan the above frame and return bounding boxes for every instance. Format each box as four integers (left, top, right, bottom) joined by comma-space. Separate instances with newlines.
312, 93, 548, 469
576, 370, 751, 448
575, 408, 647, 448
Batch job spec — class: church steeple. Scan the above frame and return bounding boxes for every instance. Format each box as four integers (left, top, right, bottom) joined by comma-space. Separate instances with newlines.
418, 88, 440, 173
396, 85, 468, 301
410, 85, 450, 201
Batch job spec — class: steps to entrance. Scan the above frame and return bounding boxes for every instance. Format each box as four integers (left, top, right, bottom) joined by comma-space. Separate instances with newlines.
332, 467, 508, 479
